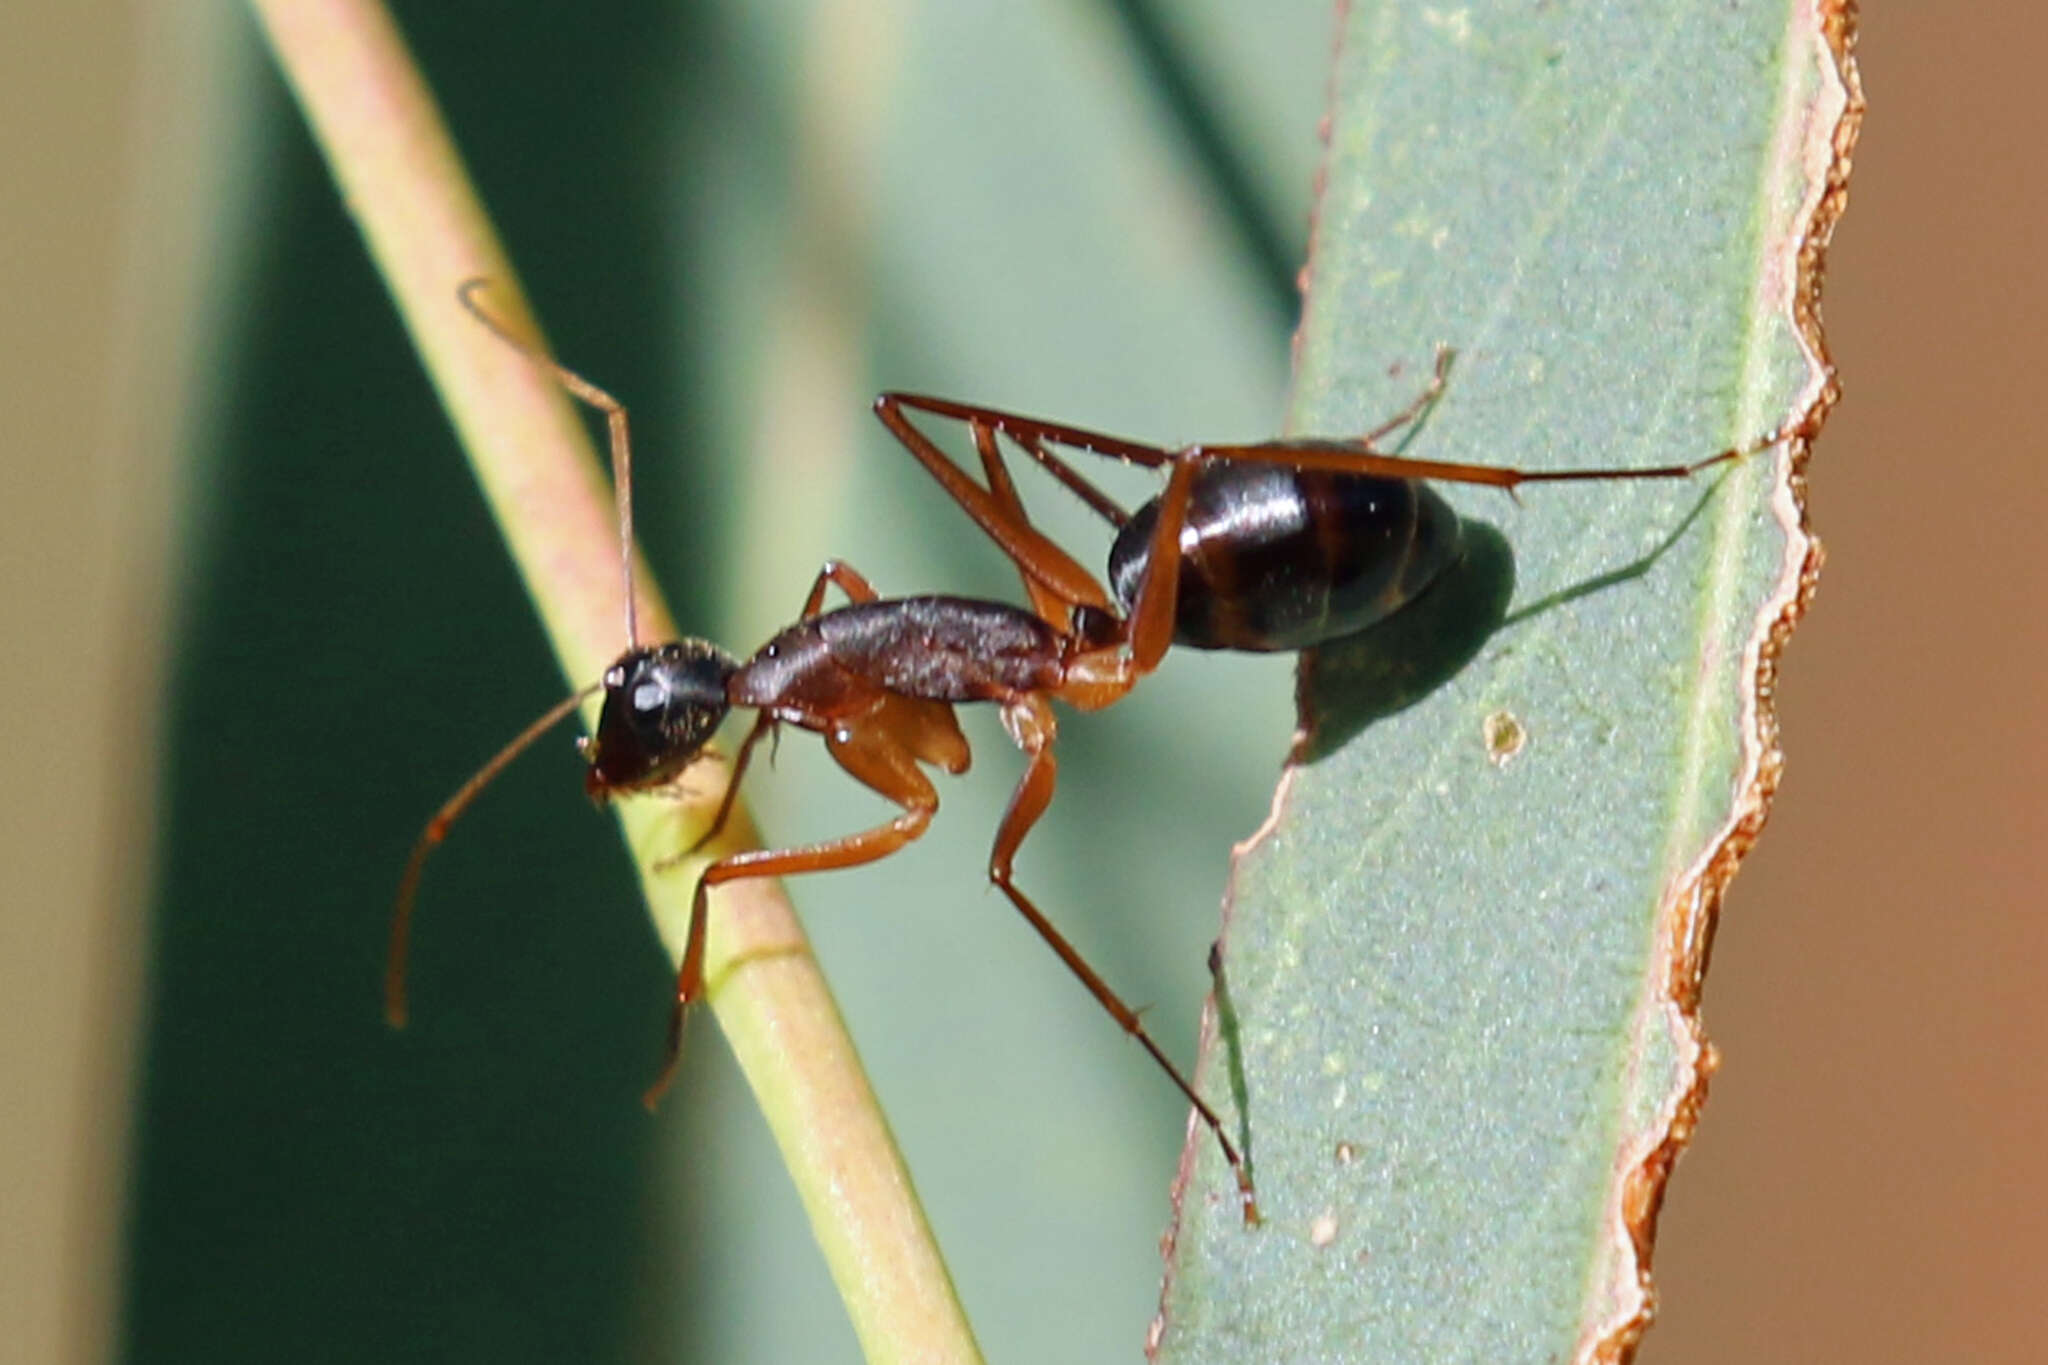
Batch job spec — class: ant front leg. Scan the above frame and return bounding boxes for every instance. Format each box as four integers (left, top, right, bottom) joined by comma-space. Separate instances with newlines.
988, 694, 1260, 1223
681, 558, 885, 860
642, 702, 954, 1109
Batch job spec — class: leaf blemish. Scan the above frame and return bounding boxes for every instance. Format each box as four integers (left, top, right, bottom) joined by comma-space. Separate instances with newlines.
1483, 709, 1527, 766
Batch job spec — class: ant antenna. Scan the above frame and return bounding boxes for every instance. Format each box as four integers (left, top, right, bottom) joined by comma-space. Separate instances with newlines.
456, 278, 643, 649
387, 681, 601, 1028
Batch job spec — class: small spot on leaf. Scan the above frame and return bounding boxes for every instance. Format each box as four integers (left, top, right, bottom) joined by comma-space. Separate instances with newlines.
1483, 709, 1527, 766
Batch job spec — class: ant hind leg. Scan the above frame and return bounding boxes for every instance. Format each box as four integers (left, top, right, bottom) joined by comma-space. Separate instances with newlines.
987, 695, 1260, 1223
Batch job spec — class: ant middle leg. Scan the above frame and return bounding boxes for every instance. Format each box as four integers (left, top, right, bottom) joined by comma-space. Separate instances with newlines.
989, 695, 1260, 1223
799, 557, 881, 616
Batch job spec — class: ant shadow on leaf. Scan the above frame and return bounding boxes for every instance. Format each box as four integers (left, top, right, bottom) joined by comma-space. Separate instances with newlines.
1292, 476, 1724, 760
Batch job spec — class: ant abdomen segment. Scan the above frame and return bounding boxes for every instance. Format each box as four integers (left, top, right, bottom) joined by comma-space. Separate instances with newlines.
1106, 463, 1464, 652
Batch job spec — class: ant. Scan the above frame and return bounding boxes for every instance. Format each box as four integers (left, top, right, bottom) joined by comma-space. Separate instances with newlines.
391, 280, 1792, 1227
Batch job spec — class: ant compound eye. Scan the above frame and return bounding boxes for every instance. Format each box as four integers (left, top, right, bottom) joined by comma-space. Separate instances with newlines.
631, 679, 670, 715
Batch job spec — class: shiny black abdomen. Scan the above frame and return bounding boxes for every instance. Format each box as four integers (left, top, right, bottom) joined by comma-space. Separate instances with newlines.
1106, 465, 1463, 652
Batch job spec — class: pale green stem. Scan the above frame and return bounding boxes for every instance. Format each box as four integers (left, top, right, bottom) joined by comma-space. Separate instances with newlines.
249, 2, 980, 1360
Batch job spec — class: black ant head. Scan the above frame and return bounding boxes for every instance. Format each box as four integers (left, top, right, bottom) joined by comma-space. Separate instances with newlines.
582, 639, 738, 800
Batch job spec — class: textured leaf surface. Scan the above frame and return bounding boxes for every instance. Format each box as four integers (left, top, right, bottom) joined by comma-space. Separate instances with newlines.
1156, 4, 1851, 1361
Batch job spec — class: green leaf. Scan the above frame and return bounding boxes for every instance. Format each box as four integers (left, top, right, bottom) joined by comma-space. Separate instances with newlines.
1156, 5, 1856, 1361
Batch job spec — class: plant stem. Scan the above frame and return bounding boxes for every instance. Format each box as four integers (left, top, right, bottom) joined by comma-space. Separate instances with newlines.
251, 2, 979, 1359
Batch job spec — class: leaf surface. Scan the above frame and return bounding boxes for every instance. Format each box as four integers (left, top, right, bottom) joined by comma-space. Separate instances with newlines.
1155, 5, 1856, 1360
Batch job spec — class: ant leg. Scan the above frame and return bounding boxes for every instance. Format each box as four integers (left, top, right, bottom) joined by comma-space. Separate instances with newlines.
885, 358, 1444, 521
1356, 345, 1455, 447
1080, 344, 1782, 493
1192, 412, 1795, 493
972, 421, 1133, 530
881, 391, 1176, 466
678, 560, 882, 861
888, 385, 1496, 527
642, 711, 945, 1108
967, 421, 1080, 628
883, 391, 1138, 531
989, 695, 1260, 1224
1124, 454, 1203, 673
799, 558, 881, 616
873, 394, 1115, 613
682, 713, 771, 858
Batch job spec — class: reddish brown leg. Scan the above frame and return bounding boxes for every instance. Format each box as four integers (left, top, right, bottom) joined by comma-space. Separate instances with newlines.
880, 390, 1178, 467
888, 351, 1784, 518
681, 558, 885, 859
883, 365, 1443, 515
873, 394, 1114, 612
969, 420, 1078, 630
989, 695, 1260, 1223
1009, 430, 1133, 529
682, 713, 771, 858
1355, 345, 1454, 445
799, 557, 881, 615
1125, 454, 1202, 673
642, 707, 947, 1108
883, 392, 1142, 537
1191, 409, 1792, 491
882, 392, 1199, 677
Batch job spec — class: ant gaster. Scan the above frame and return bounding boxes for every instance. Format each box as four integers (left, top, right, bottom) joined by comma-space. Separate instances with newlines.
391, 281, 1792, 1227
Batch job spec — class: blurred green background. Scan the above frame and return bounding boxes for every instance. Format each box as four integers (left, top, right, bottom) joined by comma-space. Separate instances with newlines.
119, 3, 1321, 1361
9, 3, 2048, 1364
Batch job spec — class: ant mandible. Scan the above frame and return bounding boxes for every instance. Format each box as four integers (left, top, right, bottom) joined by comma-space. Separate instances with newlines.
390, 280, 1791, 1228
